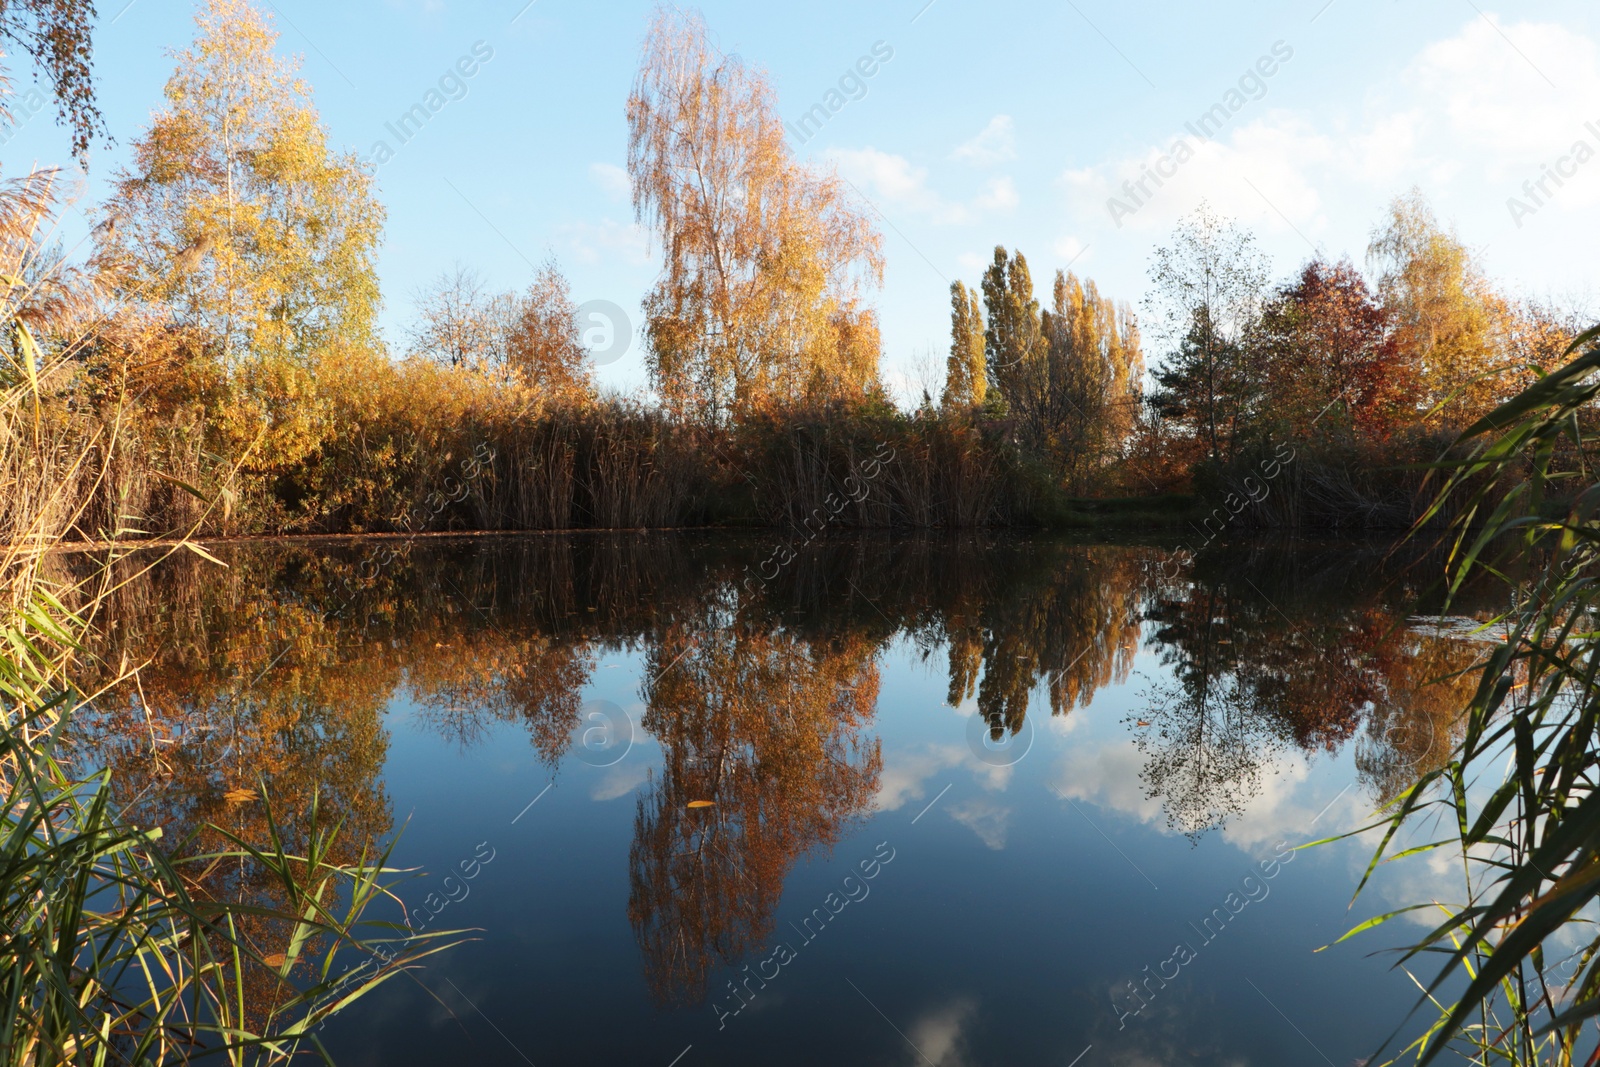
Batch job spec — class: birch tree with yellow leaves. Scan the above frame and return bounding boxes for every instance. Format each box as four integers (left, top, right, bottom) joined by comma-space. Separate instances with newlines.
90, 0, 385, 495
626, 6, 884, 422
1368, 190, 1512, 424
94, 0, 383, 371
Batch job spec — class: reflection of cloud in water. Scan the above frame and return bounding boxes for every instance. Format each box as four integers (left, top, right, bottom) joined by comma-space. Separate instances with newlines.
968, 755, 1016, 793
1053, 742, 1163, 824
875, 738, 1017, 814
590, 759, 651, 801
1045, 707, 1090, 737
1215, 761, 1319, 850
1055, 739, 1376, 853
875, 744, 967, 812
948, 796, 1010, 850
904, 996, 978, 1066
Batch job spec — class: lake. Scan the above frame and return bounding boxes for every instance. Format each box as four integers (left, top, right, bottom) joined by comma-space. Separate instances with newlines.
67, 532, 1485, 1066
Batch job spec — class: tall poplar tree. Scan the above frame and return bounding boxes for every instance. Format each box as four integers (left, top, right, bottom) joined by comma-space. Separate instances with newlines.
1037, 271, 1143, 489
941, 280, 986, 408
977, 246, 1142, 489
981, 246, 1044, 398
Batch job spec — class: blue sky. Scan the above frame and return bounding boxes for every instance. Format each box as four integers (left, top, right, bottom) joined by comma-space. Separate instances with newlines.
7, 0, 1600, 401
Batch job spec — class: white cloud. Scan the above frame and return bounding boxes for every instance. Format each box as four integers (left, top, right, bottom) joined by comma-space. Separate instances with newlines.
1053, 741, 1164, 825
1393, 16, 1600, 213
558, 217, 650, 267
1346, 110, 1425, 188
874, 728, 1026, 816
827, 147, 1016, 225
1051, 16, 1600, 256
830, 147, 958, 220
975, 176, 1018, 211
588, 162, 630, 202
1052, 731, 1394, 859
875, 743, 965, 812
1051, 235, 1090, 267
952, 115, 1016, 166
1406, 16, 1599, 162
1059, 112, 1335, 239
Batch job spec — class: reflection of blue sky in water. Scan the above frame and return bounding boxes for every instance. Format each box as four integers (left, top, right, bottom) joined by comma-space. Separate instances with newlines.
323, 624, 1469, 1066
73, 533, 1486, 1065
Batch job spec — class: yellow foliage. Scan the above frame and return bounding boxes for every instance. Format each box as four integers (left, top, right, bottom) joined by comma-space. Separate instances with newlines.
628, 6, 884, 421
93, 0, 383, 370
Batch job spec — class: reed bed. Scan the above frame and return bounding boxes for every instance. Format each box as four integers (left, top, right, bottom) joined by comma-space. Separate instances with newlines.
1, 172, 464, 1067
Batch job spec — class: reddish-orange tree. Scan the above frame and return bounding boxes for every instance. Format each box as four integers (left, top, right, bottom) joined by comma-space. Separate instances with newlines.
1250, 258, 1412, 439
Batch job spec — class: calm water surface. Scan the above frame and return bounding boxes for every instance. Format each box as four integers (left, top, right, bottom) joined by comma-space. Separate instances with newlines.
73, 533, 1486, 1066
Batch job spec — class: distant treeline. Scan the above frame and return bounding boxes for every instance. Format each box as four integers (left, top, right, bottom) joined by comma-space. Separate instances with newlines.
3, 2, 1593, 547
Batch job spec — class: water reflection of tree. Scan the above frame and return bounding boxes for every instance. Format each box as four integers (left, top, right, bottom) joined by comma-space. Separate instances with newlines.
1140, 582, 1287, 837
1355, 629, 1480, 801
627, 613, 883, 1005
933, 544, 1144, 739
54, 532, 1499, 1011
1138, 675, 1283, 839
410, 631, 595, 760
67, 562, 397, 1028
74, 567, 394, 876
1134, 541, 1496, 835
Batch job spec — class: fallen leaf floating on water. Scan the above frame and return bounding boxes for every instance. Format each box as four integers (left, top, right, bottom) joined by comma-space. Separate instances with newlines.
262, 953, 287, 968
223, 788, 258, 804
687, 800, 715, 809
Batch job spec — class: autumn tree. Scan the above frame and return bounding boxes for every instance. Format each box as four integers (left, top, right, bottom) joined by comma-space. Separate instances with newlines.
1502, 298, 1585, 399
626, 6, 884, 421
0, 0, 105, 158
94, 0, 383, 370
941, 280, 986, 408
406, 264, 513, 371
1248, 258, 1407, 438
407, 259, 594, 405
978, 247, 1142, 489
980, 246, 1045, 401
1368, 189, 1509, 423
1144, 205, 1269, 465
504, 260, 594, 404
1036, 271, 1143, 490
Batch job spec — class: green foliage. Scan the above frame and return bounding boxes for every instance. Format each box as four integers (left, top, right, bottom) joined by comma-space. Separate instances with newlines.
0, 550, 464, 1065
2, 724, 455, 1066
1330, 324, 1600, 1065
